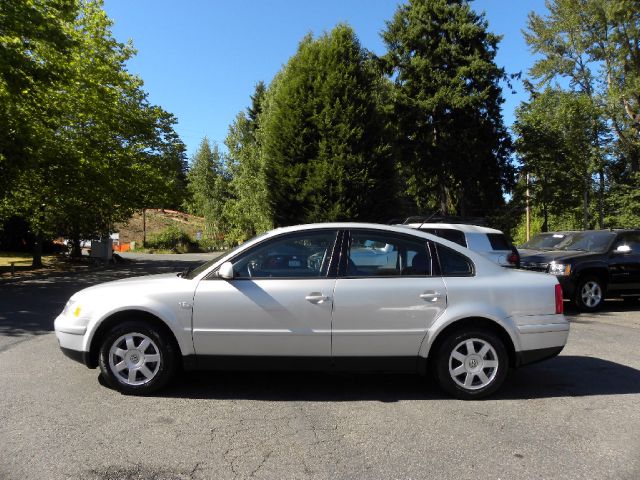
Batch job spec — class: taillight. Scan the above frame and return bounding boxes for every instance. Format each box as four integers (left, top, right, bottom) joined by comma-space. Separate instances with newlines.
507, 247, 520, 266
555, 283, 564, 314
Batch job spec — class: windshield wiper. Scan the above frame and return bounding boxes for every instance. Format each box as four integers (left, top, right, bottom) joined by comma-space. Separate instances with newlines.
178, 265, 193, 278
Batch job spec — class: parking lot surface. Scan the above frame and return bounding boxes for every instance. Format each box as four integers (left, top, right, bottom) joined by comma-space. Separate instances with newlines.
1, 255, 639, 480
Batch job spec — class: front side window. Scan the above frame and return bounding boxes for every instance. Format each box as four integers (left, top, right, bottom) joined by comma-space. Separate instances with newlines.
231, 230, 338, 279
614, 233, 640, 253
346, 231, 431, 277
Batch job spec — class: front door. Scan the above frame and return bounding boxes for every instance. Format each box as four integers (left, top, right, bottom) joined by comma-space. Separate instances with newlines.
192, 230, 339, 366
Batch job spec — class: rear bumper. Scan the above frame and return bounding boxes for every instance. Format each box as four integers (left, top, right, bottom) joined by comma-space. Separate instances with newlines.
516, 346, 564, 367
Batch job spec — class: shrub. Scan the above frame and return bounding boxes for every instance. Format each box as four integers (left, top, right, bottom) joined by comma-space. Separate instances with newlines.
145, 225, 194, 252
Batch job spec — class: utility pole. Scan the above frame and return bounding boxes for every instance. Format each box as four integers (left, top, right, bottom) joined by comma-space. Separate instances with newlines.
525, 173, 531, 242
142, 208, 146, 246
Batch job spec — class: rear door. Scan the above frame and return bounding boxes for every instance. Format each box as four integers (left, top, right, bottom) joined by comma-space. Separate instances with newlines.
331, 229, 447, 371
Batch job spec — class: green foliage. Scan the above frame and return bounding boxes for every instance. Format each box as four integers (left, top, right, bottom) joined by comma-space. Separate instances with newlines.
145, 225, 193, 252
184, 138, 230, 244
382, 0, 514, 217
260, 24, 397, 226
0, 0, 187, 260
522, 0, 640, 229
513, 88, 606, 230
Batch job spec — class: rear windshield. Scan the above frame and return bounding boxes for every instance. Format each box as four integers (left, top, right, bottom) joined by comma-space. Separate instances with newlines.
420, 228, 467, 247
487, 233, 511, 251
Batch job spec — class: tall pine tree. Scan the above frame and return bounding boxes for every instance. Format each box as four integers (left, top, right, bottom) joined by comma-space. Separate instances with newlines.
382, 0, 514, 217
261, 24, 396, 226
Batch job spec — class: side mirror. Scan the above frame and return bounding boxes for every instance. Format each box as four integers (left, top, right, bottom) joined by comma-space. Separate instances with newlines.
218, 261, 234, 279
614, 245, 632, 254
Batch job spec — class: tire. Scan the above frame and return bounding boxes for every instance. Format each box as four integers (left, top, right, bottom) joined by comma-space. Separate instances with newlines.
433, 329, 508, 400
98, 321, 177, 395
573, 276, 605, 312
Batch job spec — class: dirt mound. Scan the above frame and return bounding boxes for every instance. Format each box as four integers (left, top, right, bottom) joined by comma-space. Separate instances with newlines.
115, 209, 205, 244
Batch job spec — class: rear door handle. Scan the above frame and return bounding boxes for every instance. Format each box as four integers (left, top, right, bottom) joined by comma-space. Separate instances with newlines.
305, 292, 330, 304
419, 291, 442, 302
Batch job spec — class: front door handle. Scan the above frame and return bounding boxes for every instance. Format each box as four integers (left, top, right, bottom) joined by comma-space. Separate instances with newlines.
305, 292, 330, 304
419, 291, 442, 302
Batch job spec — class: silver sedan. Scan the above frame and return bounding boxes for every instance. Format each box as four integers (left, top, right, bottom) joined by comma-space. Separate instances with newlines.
54, 223, 569, 399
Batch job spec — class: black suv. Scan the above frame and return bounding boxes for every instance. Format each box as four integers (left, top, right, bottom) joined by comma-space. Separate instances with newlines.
519, 229, 640, 311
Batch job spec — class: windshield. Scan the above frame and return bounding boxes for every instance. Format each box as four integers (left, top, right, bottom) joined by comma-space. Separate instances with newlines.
553, 231, 615, 253
181, 232, 270, 279
521, 232, 573, 250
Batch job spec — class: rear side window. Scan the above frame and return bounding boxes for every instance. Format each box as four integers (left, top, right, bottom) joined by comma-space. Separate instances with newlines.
347, 231, 431, 277
487, 233, 511, 251
420, 228, 467, 247
436, 244, 474, 276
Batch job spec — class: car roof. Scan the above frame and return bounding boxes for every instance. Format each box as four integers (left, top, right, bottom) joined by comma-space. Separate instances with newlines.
402, 223, 504, 234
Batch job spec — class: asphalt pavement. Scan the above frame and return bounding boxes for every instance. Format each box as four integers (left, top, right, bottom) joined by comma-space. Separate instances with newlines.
1, 255, 639, 480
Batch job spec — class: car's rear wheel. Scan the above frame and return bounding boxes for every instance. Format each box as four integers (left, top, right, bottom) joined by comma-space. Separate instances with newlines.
574, 276, 605, 312
434, 330, 508, 400
98, 321, 176, 395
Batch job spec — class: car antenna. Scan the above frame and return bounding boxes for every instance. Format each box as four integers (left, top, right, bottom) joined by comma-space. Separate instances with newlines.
416, 212, 438, 230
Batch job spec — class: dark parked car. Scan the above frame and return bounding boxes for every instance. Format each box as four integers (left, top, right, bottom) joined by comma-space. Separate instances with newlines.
519, 229, 640, 311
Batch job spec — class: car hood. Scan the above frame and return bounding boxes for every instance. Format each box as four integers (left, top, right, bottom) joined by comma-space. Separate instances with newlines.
519, 250, 598, 264
70, 272, 187, 300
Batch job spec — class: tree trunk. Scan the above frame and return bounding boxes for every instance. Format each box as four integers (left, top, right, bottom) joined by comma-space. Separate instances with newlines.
598, 169, 605, 229
583, 175, 589, 230
32, 232, 43, 268
70, 233, 82, 258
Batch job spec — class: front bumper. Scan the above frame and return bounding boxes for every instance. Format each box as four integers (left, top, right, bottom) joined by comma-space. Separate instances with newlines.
556, 276, 576, 299
54, 313, 93, 368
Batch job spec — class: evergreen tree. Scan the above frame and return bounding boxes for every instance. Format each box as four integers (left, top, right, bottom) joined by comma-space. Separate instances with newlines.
224, 82, 272, 243
184, 138, 228, 244
261, 24, 396, 226
382, 0, 514, 217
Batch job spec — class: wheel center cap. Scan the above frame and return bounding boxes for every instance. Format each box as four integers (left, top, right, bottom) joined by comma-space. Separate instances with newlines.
466, 355, 482, 372
125, 350, 143, 367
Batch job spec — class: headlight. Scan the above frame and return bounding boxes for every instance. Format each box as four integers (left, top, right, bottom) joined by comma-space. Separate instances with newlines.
549, 262, 571, 276
62, 299, 87, 318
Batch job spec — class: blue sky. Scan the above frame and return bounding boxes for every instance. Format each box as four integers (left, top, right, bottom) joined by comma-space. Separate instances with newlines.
103, 0, 548, 159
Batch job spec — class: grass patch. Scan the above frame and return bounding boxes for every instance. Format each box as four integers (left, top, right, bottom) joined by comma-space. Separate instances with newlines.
0, 252, 57, 267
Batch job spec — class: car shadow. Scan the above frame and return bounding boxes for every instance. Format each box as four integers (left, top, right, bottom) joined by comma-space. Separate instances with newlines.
146, 355, 640, 402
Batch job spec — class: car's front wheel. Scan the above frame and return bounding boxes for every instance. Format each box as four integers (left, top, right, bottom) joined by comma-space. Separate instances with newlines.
98, 321, 176, 395
574, 276, 605, 312
434, 330, 508, 400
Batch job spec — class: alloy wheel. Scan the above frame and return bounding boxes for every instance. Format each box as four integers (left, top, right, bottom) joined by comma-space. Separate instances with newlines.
580, 281, 602, 308
448, 338, 499, 390
108, 332, 161, 386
